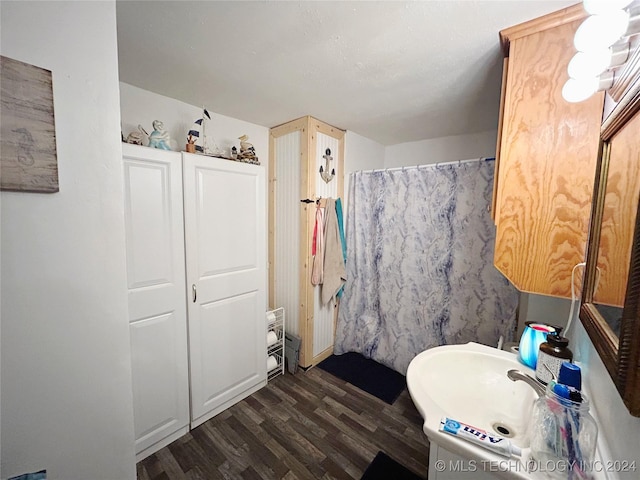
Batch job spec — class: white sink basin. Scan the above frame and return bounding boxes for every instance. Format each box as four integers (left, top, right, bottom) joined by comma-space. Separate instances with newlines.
407, 342, 537, 467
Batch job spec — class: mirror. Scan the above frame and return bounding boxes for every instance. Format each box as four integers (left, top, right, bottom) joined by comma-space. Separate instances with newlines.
580, 71, 640, 417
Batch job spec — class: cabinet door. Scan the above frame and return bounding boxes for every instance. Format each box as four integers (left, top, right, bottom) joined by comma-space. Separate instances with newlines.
494, 20, 604, 298
183, 153, 267, 427
122, 145, 190, 458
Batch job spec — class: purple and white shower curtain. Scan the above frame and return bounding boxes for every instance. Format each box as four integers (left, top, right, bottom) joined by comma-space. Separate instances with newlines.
334, 159, 519, 374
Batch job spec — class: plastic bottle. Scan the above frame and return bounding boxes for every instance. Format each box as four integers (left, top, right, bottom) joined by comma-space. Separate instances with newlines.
535, 334, 573, 385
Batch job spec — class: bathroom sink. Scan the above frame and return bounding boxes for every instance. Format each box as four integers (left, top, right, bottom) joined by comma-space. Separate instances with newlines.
407, 342, 537, 467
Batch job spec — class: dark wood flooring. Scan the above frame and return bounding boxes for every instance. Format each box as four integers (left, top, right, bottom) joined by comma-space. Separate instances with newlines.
136, 366, 430, 479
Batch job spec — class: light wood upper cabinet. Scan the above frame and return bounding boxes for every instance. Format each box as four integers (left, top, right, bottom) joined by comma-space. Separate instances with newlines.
493, 5, 605, 298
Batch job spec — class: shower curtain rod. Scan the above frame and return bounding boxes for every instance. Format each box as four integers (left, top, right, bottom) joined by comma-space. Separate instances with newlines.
357, 157, 495, 174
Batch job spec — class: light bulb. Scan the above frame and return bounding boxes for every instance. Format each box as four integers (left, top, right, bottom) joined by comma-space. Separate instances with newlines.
567, 43, 630, 79
583, 0, 633, 15
562, 77, 599, 103
574, 10, 630, 51
568, 50, 611, 78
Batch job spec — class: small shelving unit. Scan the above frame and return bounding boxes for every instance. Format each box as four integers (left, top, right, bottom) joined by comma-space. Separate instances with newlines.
266, 308, 285, 381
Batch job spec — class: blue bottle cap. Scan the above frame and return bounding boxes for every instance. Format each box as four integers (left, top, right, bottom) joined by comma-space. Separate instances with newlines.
553, 383, 571, 399
558, 361, 581, 391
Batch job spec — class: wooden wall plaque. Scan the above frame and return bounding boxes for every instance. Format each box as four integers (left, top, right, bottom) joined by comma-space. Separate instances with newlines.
1, 55, 58, 193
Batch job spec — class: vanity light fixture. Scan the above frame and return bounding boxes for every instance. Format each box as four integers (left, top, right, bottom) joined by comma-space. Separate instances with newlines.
573, 8, 639, 52
562, 72, 615, 103
563, 0, 640, 103
583, 0, 633, 15
567, 44, 630, 79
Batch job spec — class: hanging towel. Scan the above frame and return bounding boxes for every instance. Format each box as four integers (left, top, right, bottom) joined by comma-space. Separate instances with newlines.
322, 198, 346, 305
335, 198, 347, 298
311, 205, 325, 285
336, 198, 347, 263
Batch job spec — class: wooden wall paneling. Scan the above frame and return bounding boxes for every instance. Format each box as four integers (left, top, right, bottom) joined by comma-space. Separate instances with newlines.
309, 118, 345, 366
494, 19, 604, 298
268, 116, 307, 309
270, 115, 345, 369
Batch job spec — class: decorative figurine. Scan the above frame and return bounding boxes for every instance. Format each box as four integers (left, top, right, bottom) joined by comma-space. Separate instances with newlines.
148, 120, 172, 150
231, 146, 238, 159
186, 134, 197, 153
237, 134, 259, 164
126, 130, 144, 145
188, 108, 210, 153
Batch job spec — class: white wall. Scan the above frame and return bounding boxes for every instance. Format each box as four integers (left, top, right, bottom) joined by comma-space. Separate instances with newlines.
120, 82, 269, 165
519, 296, 640, 478
1, 2, 136, 479
384, 130, 498, 168
344, 130, 385, 174
571, 322, 640, 479
343, 131, 385, 206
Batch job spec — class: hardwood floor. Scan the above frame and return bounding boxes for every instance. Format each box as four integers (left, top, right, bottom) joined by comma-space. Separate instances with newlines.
136, 366, 430, 479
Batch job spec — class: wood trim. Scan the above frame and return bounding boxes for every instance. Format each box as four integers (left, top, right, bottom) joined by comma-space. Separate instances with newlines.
268, 131, 277, 309
619, 193, 640, 416
609, 39, 640, 103
270, 116, 307, 138
492, 57, 508, 223
312, 118, 346, 140
299, 116, 312, 368
582, 141, 610, 306
310, 345, 335, 367
602, 83, 640, 140
581, 93, 640, 417
499, 3, 586, 57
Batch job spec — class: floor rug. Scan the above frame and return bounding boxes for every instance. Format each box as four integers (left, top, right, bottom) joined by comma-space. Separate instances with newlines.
317, 352, 406, 404
360, 451, 424, 480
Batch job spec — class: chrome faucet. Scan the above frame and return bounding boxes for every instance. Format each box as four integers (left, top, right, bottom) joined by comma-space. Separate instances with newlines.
507, 369, 546, 398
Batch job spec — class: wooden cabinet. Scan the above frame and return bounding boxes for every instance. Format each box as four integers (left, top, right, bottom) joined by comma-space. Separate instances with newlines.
123, 144, 267, 459
268, 116, 345, 368
493, 5, 605, 298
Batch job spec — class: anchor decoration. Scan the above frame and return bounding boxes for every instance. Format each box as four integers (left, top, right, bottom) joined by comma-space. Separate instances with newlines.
319, 148, 335, 183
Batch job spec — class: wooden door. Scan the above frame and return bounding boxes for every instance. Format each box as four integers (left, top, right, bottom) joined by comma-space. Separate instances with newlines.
122, 144, 190, 459
183, 152, 267, 427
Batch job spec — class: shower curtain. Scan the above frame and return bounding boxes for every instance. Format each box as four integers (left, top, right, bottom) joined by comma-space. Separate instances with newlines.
334, 159, 519, 375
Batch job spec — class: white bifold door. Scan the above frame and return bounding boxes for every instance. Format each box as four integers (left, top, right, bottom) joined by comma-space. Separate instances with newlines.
182, 153, 267, 427
123, 145, 190, 460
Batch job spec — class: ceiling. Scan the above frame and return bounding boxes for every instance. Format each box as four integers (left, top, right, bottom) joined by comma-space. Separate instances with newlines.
116, 0, 577, 146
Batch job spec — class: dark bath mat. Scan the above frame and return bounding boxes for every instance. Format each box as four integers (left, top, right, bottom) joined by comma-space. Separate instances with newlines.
361, 451, 424, 480
317, 351, 406, 404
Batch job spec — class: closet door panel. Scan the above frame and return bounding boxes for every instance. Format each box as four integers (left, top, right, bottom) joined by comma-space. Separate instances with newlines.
191, 292, 260, 413
183, 153, 267, 425
122, 145, 189, 457
130, 313, 187, 452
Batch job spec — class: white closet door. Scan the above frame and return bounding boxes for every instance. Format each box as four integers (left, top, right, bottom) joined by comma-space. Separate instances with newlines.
183, 153, 267, 427
122, 145, 189, 458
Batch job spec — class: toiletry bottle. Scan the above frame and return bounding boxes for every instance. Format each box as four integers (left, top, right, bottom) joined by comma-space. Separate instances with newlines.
535, 334, 573, 385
